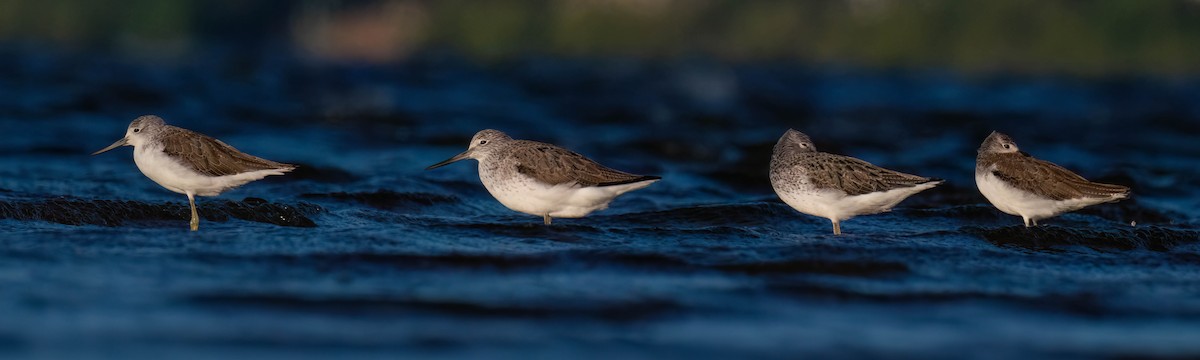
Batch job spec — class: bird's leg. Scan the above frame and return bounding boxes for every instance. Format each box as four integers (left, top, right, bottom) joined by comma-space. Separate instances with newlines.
832, 221, 841, 236
543, 214, 552, 225
1032, 219, 1039, 227
187, 192, 199, 231
1022, 217, 1032, 228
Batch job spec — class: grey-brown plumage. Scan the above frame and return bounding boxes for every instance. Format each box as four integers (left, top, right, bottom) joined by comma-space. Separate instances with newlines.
770, 129, 943, 235
770, 130, 940, 195
158, 126, 296, 177
975, 131, 1129, 226
509, 140, 659, 187
774, 151, 937, 196
426, 129, 660, 224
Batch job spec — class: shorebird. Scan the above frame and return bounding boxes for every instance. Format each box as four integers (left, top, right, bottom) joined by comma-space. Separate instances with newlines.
975, 131, 1129, 227
92, 115, 296, 231
769, 129, 943, 235
426, 129, 660, 225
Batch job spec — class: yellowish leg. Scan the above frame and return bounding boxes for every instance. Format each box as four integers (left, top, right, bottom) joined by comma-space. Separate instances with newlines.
187, 192, 199, 231
833, 221, 841, 236
543, 214, 552, 225
1023, 217, 1032, 228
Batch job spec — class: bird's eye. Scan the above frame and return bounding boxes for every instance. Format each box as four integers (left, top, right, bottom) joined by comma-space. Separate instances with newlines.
133, 128, 140, 133
1002, 144, 1010, 149
478, 140, 488, 145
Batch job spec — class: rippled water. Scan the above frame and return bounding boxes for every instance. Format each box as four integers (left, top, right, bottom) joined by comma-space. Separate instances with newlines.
2, 49, 1199, 358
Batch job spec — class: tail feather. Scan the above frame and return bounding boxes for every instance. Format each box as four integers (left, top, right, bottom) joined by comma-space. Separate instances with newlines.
1079, 181, 1130, 198
597, 175, 661, 187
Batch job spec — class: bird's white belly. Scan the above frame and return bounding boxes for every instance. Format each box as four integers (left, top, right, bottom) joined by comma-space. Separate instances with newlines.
134, 146, 211, 195
133, 147, 285, 197
776, 187, 845, 221
480, 171, 655, 218
975, 171, 1095, 221
776, 184, 934, 222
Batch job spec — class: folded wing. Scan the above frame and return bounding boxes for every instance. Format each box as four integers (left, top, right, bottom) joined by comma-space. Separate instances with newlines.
161, 127, 296, 177
509, 141, 659, 187
801, 154, 939, 196
991, 154, 1129, 201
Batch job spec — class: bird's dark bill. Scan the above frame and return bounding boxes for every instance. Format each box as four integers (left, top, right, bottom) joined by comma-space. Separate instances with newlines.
91, 138, 129, 155
426, 151, 469, 170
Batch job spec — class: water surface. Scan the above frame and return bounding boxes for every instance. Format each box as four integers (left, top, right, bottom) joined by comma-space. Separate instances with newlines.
1, 50, 1199, 358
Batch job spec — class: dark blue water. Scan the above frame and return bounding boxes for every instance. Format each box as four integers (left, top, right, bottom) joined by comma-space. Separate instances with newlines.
2, 49, 1199, 359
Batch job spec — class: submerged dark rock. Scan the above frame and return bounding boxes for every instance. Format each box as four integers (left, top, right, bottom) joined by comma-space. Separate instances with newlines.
1076, 198, 1181, 225
0, 196, 321, 228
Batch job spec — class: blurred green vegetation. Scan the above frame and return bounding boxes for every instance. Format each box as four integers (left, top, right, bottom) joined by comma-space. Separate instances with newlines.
0, 0, 192, 45
2, 0, 1199, 75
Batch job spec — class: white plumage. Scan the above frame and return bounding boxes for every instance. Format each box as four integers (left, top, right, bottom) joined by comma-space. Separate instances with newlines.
480, 168, 658, 219
775, 181, 942, 227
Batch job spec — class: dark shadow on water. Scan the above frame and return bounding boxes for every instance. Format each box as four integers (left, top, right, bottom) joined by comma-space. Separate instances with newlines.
603, 202, 795, 228
714, 259, 909, 277
771, 281, 1036, 303
301, 190, 458, 211
0, 333, 26, 352
432, 221, 603, 243
770, 282, 1119, 316
285, 163, 358, 183
183, 293, 682, 322
185, 251, 558, 271
967, 225, 1199, 252
181, 246, 914, 280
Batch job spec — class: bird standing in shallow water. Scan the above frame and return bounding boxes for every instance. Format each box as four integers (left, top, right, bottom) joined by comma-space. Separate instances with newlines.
975, 131, 1129, 227
426, 129, 660, 225
769, 129, 943, 235
92, 115, 296, 231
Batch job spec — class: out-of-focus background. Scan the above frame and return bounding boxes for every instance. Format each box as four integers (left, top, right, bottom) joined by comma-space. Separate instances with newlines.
2, 1, 1200, 359
3, 0, 1200, 74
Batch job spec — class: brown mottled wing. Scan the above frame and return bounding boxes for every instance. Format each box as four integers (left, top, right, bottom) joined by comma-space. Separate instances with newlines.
989, 153, 1129, 201
160, 127, 296, 177
509, 141, 659, 187
800, 153, 938, 196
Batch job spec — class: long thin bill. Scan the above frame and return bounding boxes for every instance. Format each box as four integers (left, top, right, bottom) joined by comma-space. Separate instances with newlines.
91, 138, 128, 155
426, 151, 470, 170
